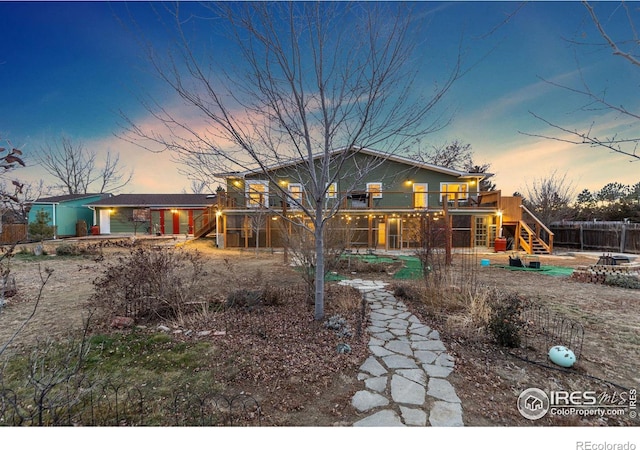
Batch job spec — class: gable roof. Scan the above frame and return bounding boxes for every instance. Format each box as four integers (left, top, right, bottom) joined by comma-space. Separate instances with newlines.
219, 146, 486, 179
31, 193, 110, 204
85, 194, 215, 208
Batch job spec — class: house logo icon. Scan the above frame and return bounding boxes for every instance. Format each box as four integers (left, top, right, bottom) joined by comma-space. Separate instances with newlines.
517, 388, 550, 420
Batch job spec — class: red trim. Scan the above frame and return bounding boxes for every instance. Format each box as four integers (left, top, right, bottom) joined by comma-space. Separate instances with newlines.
173, 210, 180, 234
159, 209, 165, 234
188, 210, 194, 234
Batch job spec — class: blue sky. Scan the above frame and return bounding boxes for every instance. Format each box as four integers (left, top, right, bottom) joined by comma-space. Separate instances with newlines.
1, 1, 639, 197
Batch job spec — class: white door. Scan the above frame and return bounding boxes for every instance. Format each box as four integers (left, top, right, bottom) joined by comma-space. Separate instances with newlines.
99, 209, 111, 234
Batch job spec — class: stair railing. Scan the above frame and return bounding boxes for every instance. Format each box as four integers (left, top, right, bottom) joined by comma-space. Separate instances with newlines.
519, 205, 554, 253
193, 204, 218, 238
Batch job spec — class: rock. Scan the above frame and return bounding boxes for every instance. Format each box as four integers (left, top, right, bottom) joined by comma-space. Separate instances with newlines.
429, 401, 464, 426
390, 374, 425, 405
351, 390, 389, 412
157, 325, 170, 332
427, 378, 461, 403
353, 409, 404, 427
336, 343, 352, 354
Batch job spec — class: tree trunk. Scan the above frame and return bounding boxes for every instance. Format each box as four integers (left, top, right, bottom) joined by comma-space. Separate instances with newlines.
314, 216, 325, 321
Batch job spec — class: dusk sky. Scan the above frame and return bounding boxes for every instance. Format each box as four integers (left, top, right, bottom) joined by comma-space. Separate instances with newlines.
1, 1, 639, 197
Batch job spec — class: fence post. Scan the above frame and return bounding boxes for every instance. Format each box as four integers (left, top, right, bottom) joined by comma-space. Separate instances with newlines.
579, 223, 584, 251
620, 223, 627, 253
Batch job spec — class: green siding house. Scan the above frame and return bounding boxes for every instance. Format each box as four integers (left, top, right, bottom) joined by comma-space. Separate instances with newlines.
85, 194, 215, 236
28, 194, 110, 238
213, 146, 553, 254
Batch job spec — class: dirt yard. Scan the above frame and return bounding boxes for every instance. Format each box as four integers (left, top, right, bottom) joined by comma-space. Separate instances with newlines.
0, 238, 638, 426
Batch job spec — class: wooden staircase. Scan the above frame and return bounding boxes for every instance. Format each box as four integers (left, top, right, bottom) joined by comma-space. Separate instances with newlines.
518, 220, 550, 254
516, 205, 554, 255
193, 204, 218, 239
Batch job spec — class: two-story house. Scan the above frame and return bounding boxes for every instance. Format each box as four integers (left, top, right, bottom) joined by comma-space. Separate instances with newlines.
194, 147, 552, 254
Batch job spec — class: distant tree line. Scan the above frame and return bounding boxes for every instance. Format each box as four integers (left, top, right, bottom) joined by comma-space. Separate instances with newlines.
571, 182, 640, 222
518, 174, 640, 226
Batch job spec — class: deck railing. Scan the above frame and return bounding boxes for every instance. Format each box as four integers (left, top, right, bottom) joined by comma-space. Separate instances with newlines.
219, 190, 502, 212
519, 204, 554, 254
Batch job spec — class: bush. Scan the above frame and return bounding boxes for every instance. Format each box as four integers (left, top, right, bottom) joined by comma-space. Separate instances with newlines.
226, 289, 264, 309
604, 274, 640, 289
89, 247, 208, 323
28, 210, 55, 241
487, 293, 526, 348
55, 243, 83, 256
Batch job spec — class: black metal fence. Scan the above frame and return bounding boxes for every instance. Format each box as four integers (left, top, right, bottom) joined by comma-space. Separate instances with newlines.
550, 221, 640, 254
0, 379, 261, 426
515, 302, 585, 363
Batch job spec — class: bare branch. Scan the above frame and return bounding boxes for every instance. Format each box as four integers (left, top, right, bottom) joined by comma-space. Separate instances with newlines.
36, 135, 133, 194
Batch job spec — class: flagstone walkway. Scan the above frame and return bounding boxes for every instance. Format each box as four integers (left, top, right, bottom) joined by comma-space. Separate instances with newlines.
338, 278, 464, 427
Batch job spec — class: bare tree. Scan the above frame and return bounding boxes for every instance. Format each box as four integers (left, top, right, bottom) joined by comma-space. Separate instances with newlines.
523, 170, 576, 225
524, 1, 640, 162
409, 140, 474, 170
122, 2, 464, 320
188, 179, 211, 194
36, 135, 133, 195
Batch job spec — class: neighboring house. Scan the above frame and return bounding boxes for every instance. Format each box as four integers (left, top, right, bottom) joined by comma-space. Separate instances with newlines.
212, 147, 553, 254
85, 194, 215, 236
28, 193, 111, 238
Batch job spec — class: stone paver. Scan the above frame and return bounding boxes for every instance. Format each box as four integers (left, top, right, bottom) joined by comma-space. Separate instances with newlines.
340, 278, 464, 427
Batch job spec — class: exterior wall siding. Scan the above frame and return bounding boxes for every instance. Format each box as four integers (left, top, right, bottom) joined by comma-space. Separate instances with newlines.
228, 152, 478, 209
95, 207, 204, 235
28, 196, 103, 237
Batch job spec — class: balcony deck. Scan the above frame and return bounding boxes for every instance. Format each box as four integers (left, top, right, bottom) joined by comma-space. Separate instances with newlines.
217, 190, 503, 213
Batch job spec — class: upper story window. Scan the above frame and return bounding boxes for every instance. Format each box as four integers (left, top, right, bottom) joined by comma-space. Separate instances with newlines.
440, 182, 469, 203
367, 182, 382, 199
413, 183, 428, 209
246, 180, 269, 208
288, 183, 303, 208
326, 182, 337, 199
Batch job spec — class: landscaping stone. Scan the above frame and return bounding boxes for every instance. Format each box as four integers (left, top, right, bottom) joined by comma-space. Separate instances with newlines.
390, 374, 425, 405
414, 350, 438, 365
364, 376, 388, 393
400, 406, 427, 426
422, 363, 454, 378
360, 356, 387, 377
352, 390, 389, 412
429, 401, 464, 427
382, 354, 418, 369
427, 378, 461, 403
353, 409, 404, 427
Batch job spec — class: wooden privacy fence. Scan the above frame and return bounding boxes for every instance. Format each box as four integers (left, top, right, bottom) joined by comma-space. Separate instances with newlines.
550, 221, 640, 254
0, 224, 28, 244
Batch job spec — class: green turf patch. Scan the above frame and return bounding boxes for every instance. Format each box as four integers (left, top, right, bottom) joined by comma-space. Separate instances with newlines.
495, 265, 574, 277
393, 256, 423, 280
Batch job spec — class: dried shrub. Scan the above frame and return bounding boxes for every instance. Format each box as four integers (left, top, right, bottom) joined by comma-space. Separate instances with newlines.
262, 285, 287, 307
392, 283, 422, 303
326, 284, 361, 313
604, 274, 640, 289
89, 247, 208, 324
226, 289, 264, 309
55, 243, 102, 257
487, 293, 526, 348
